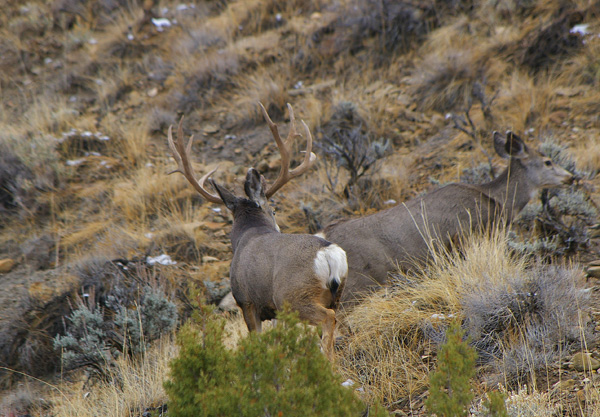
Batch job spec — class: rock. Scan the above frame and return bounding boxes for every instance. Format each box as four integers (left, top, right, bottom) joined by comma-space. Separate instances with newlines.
147, 87, 158, 97
218, 291, 240, 312
552, 379, 576, 392
202, 256, 220, 263
549, 110, 568, 125
430, 114, 446, 128
0, 258, 16, 273
572, 352, 600, 372
587, 266, 600, 279
203, 278, 231, 304
203, 124, 219, 134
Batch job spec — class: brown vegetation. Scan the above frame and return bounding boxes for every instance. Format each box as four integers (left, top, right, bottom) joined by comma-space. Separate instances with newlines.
0, 0, 599, 415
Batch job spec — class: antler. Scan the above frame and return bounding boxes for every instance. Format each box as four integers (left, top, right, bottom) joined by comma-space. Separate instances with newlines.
167, 117, 223, 204
258, 102, 316, 198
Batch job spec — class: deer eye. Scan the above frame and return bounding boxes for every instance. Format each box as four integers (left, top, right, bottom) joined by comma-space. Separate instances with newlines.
544, 160, 552, 166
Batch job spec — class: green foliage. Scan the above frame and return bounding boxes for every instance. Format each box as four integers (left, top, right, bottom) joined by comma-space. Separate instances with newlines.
426, 321, 477, 417
53, 303, 113, 374
55, 286, 178, 374
484, 391, 508, 417
115, 287, 178, 355
165, 305, 387, 417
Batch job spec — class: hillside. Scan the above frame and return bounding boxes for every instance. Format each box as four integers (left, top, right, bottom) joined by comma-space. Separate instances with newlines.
1, 0, 600, 415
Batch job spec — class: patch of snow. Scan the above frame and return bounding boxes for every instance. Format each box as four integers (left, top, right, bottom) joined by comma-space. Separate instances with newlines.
341, 379, 355, 387
66, 159, 85, 166
152, 18, 172, 32
147, 254, 177, 266
570, 24, 590, 36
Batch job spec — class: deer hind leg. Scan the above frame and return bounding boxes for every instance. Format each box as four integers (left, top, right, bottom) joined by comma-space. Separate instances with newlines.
298, 304, 337, 361
241, 303, 262, 333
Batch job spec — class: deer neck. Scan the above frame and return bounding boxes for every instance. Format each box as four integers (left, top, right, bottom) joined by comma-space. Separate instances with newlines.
230, 211, 279, 253
481, 159, 534, 222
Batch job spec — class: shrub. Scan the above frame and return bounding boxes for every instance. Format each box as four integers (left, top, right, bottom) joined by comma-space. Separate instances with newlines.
512, 139, 597, 258
318, 101, 390, 202
425, 321, 477, 417
114, 287, 178, 355
164, 305, 388, 417
412, 48, 492, 113
484, 391, 509, 417
0, 133, 62, 218
53, 302, 114, 376
461, 264, 593, 385
55, 282, 178, 377
305, 0, 470, 66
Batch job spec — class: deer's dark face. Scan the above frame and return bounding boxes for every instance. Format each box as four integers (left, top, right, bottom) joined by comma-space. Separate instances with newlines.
211, 168, 280, 233
243, 168, 279, 232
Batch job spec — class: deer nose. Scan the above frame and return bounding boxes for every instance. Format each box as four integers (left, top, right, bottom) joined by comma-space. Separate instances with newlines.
563, 174, 575, 185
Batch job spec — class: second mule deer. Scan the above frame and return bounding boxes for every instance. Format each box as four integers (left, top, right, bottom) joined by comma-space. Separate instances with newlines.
167, 103, 347, 360
320, 131, 573, 304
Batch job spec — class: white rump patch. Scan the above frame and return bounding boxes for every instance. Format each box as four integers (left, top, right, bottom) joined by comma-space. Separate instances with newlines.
313, 244, 348, 288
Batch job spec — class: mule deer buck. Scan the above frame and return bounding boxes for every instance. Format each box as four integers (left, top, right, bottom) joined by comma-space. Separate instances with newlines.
167, 103, 348, 360
320, 131, 573, 305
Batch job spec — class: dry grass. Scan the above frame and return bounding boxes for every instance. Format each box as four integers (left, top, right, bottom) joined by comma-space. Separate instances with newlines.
571, 137, 600, 173
1, 0, 600, 415
337, 225, 592, 408
338, 229, 522, 406
47, 337, 177, 417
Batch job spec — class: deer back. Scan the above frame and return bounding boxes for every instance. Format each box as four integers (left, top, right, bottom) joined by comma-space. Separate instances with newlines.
322, 131, 573, 304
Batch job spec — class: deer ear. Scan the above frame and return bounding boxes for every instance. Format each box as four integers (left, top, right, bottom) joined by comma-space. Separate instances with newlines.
493, 130, 527, 159
244, 168, 268, 206
210, 179, 237, 211
505, 131, 528, 158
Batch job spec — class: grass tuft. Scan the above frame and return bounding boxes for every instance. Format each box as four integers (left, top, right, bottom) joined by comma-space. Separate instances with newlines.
338, 227, 593, 407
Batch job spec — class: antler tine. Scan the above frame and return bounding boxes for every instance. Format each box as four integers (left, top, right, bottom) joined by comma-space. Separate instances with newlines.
167, 117, 223, 204
258, 102, 317, 199
290, 119, 316, 176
